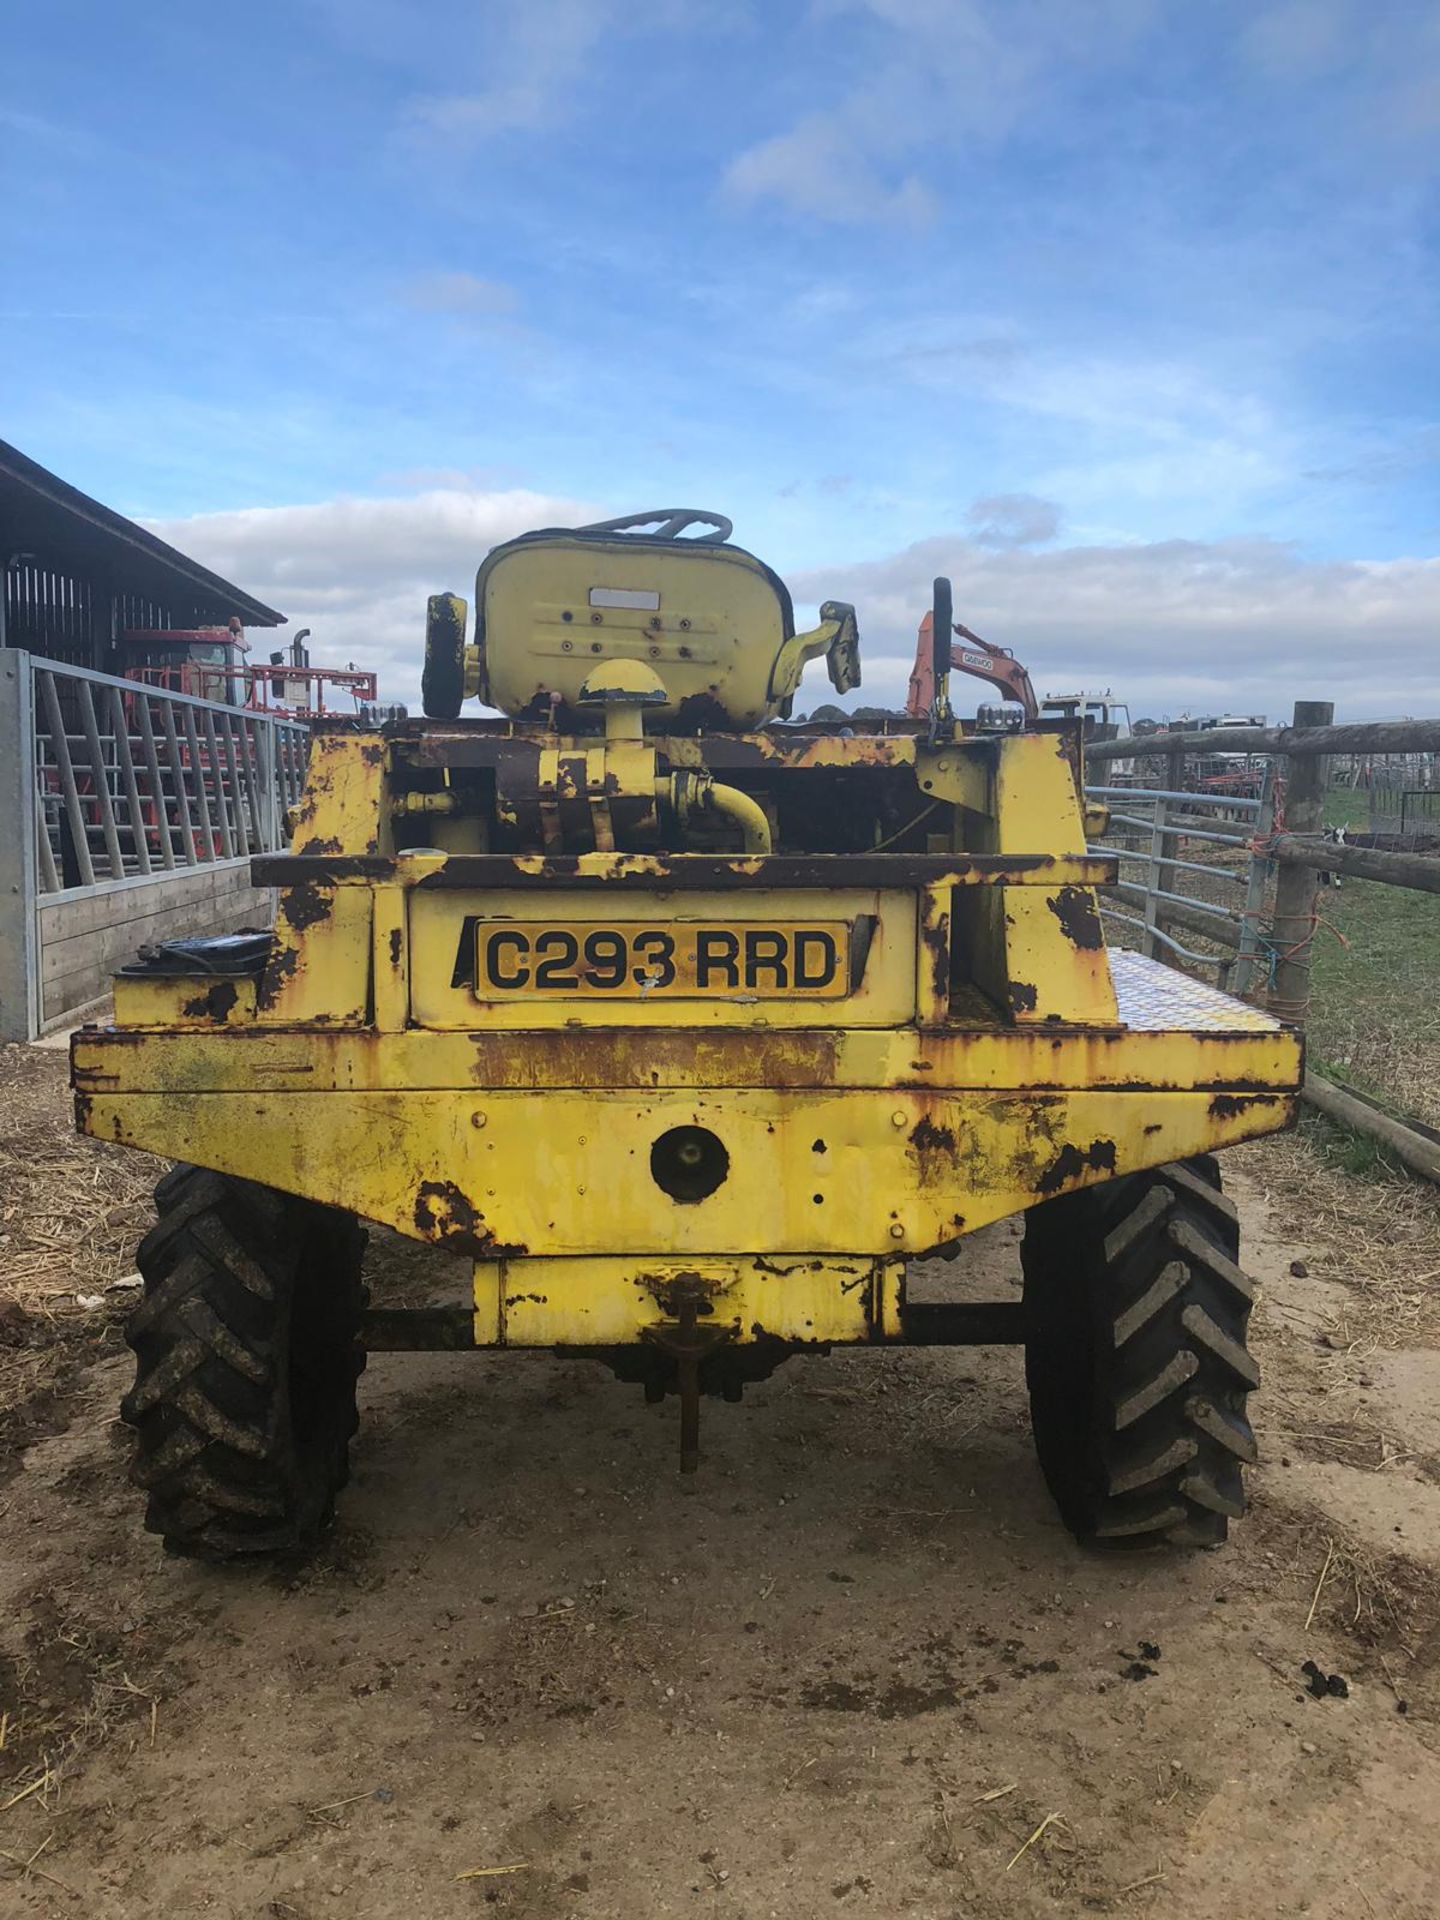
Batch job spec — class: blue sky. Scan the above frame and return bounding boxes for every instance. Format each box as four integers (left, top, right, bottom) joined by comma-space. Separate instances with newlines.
4, 0, 1437, 717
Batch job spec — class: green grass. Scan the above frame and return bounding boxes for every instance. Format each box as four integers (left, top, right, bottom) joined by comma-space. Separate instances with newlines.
1297, 1107, 1418, 1182
1324, 787, 1372, 830
1305, 872, 1440, 1134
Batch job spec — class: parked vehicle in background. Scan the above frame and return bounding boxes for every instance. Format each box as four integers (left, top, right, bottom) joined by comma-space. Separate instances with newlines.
121, 622, 378, 722
1041, 692, 1133, 777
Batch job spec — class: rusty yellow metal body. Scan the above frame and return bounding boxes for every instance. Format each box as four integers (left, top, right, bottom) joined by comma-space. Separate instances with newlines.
74, 718, 1301, 1357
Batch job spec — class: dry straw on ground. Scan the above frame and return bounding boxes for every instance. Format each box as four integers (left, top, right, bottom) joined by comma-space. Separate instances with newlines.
0, 1046, 160, 1433
0, 1047, 155, 1300
1238, 1132, 1440, 1347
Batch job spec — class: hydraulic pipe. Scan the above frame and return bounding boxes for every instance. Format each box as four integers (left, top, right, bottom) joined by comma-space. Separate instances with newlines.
702, 781, 772, 853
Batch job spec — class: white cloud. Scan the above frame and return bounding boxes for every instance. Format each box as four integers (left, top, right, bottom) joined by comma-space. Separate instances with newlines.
843, 324, 1294, 533
723, 0, 1155, 222
405, 1, 611, 138
332, 0, 736, 145
966, 492, 1061, 549
400, 0, 704, 143
724, 0, 1440, 224
148, 490, 1436, 725
1238, 0, 1440, 138
789, 532, 1440, 723
402, 272, 520, 318
872, 330, 1275, 447
722, 117, 938, 226
1239, 0, 1351, 79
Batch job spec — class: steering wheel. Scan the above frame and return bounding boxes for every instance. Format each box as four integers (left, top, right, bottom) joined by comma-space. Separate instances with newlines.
575, 508, 733, 544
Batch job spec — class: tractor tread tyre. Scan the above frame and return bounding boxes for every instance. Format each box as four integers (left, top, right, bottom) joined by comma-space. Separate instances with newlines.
1022, 1157, 1255, 1549
123, 1166, 367, 1561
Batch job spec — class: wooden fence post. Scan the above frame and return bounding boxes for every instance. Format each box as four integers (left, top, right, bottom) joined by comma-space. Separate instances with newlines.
1268, 699, 1333, 1023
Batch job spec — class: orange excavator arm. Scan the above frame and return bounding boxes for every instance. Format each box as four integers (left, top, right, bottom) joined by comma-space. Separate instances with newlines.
907, 612, 1038, 722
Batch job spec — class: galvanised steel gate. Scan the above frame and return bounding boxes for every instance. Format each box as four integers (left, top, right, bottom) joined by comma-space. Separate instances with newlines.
1086, 768, 1277, 999
1, 650, 308, 1039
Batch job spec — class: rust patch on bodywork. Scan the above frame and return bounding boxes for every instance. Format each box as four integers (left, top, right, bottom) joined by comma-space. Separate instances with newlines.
255, 946, 300, 1009
920, 905, 950, 1007
280, 883, 333, 933
909, 1111, 960, 1186
251, 851, 1117, 890
1047, 886, 1104, 950
250, 853, 393, 886
1037, 1137, 1118, 1194
1009, 980, 1039, 1015
910, 1114, 957, 1156
672, 690, 735, 732
413, 1179, 526, 1257
414, 1178, 475, 1240
388, 927, 403, 968
181, 981, 239, 1023
464, 1028, 842, 1091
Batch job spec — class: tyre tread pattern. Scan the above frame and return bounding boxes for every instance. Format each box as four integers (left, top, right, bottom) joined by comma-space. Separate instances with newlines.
123, 1165, 367, 1560
1024, 1157, 1257, 1549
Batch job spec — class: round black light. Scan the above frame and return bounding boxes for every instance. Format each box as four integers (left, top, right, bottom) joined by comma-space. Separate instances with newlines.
651, 1125, 729, 1204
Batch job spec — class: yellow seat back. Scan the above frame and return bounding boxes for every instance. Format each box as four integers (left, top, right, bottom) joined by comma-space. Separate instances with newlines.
422, 513, 861, 725
475, 527, 796, 729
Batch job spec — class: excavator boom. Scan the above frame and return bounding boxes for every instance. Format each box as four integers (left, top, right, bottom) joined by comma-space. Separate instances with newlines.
907, 611, 1038, 721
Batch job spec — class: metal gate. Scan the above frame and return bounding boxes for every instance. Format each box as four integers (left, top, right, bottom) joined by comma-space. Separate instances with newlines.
1086, 767, 1277, 998
1, 650, 308, 1039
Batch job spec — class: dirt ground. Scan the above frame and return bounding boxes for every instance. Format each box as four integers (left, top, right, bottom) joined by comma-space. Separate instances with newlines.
3, 1049, 1440, 1919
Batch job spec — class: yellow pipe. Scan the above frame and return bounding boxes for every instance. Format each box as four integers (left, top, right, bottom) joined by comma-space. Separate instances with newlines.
395, 791, 458, 814
703, 780, 772, 853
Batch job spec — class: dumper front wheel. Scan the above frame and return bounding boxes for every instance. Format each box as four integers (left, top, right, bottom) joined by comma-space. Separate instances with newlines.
1021, 1157, 1258, 1548
122, 1166, 367, 1560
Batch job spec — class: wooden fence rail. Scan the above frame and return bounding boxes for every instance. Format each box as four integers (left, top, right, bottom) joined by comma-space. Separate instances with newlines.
1086, 715, 1440, 764
1270, 834, 1440, 895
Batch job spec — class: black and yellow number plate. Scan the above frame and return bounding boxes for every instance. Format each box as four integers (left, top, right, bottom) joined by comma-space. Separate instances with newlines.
471, 921, 852, 999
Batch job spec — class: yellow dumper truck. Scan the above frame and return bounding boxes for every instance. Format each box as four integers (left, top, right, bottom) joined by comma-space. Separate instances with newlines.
72, 509, 1300, 1558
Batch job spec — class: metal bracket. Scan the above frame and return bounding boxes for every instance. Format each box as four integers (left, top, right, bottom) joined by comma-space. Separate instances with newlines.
639, 1274, 736, 1472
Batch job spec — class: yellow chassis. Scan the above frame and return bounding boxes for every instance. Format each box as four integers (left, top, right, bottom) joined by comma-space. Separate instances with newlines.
73, 722, 1300, 1355
76, 976, 1294, 1349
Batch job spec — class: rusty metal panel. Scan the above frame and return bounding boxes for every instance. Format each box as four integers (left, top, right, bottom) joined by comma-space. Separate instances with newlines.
72, 982, 1302, 1095
71, 710, 1304, 1373
472, 1255, 903, 1347
250, 850, 1119, 889
77, 1082, 1296, 1266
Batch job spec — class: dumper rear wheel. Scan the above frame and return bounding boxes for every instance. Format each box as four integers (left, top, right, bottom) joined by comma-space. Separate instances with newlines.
122, 1166, 367, 1560
1021, 1156, 1257, 1548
